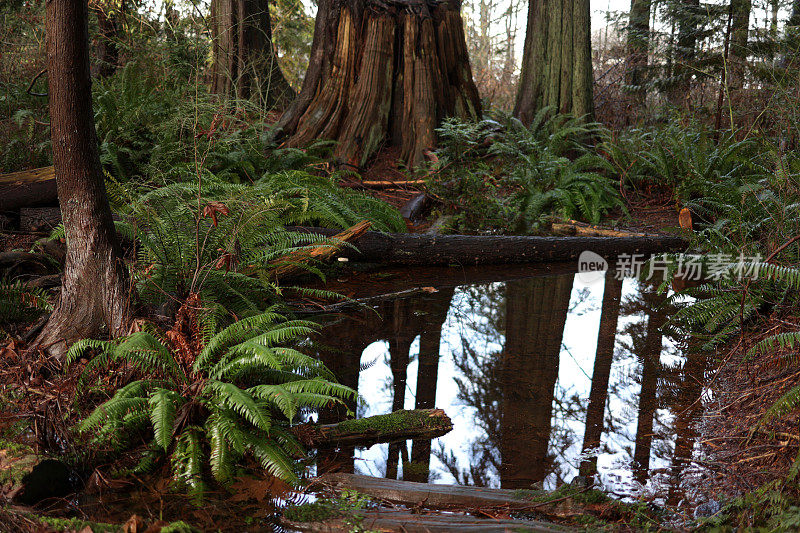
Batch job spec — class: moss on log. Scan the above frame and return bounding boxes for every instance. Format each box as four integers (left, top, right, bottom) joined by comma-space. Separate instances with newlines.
292, 408, 452, 448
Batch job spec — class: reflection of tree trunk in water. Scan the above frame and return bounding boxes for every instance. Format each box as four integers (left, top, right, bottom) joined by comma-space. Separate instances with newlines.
500, 275, 573, 489
579, 274, 623, 481
386, 299, 416, 480
386, 337, 413, 479
633, 289, 665, 485
667, 347, 707, 505
316, 327, 371, 474
405, 289, 455, 483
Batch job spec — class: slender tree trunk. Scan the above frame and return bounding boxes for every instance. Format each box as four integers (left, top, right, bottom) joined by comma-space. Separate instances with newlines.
274, 0, 481, 169
514, 0, 594, 124
93, 0, 124, 78
626, 0, 651, 108
729, 0, 751, 90
32, 0, 131, 359
579, 274, 623, 482
210, 0, 295, 109
667, 0, 700, 107
499, 275, 573, 489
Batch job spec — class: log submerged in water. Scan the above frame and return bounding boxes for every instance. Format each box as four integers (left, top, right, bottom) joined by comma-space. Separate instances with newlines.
291, 408, 452, 449
290, 226, 687, 266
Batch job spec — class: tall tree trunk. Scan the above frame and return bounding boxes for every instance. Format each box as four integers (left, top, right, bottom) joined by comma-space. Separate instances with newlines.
514, 0, 594, 124
729, 0, 751, 90
499, 275, 573, 489
274, 0, 481, 169
579, 274, 623, 482
210, 0, 295, 109
93, 0, 124, 78
667, 0, 700, 108
626, 0, 651, 108
33, 0, 131, 359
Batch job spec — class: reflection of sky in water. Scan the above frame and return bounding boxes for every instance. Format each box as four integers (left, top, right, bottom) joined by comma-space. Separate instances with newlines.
350, 274, 700, 500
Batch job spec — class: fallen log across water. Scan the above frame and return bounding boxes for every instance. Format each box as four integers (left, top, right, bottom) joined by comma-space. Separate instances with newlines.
290, 409, 452, 449
0, 166, 57, 212
283, 510, 562, 532
319, 473, 542, 511
288, 226, 688, 266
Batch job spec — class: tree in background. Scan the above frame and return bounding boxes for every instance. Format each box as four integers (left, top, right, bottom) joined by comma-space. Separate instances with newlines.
210, 0, 295, 109
666, 0, 701, 108
729, 0, 751, 90
92, 0, 124, 77
274, 0, 481, 169
626, 0, 651, 108
514, 0, 594, 124
33, 0, 130, 358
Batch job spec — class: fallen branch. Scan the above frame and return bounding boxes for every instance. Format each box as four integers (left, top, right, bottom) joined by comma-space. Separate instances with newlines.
269, 220, 372, 280
291, 408, 452, 449
0, 166, 57, 212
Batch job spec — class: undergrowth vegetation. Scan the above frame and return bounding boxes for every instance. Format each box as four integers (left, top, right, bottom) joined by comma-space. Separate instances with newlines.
429, 110, 624, 233
67, 305, 354, 501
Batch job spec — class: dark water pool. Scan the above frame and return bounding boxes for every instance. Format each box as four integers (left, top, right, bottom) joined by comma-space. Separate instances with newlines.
312, 266, 708, 505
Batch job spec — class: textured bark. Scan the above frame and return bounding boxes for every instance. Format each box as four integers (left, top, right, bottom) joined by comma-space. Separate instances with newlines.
276, 0, 481, 169
33, 0, 131, 359
514, 0, 594, 124
210, 0, 295, 109
626, 0, 651, 105
579, 273, 623, 481
499, 275, 573, 489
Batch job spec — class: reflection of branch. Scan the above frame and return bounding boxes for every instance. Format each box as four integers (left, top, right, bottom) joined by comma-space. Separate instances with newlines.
26, 69, 47, 97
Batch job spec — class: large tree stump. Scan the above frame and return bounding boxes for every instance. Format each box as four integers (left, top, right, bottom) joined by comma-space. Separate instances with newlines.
277, 0, 481, 169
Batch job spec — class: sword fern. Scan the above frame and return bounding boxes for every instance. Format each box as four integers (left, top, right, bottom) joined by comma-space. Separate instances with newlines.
67, 305, 355, 502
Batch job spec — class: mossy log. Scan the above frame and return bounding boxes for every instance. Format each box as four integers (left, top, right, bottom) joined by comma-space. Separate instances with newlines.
292, 408, 452, 448
0, 166, 57, 212
289, 226, 687, 266
277, 0, 481, 168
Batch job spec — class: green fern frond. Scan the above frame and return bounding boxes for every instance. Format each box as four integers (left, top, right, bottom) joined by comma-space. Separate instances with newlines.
149, 388, 182, 450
